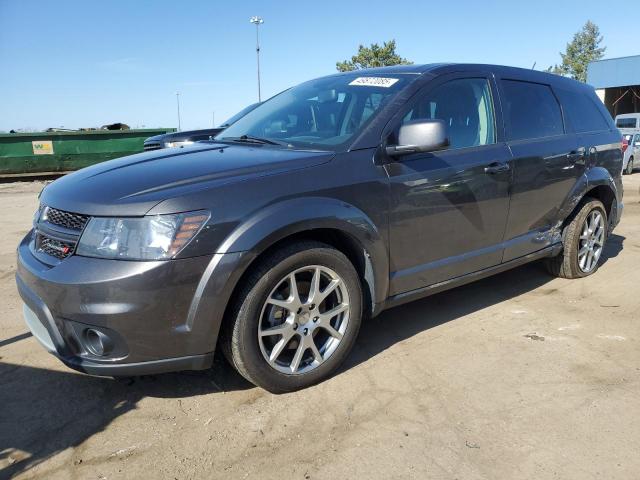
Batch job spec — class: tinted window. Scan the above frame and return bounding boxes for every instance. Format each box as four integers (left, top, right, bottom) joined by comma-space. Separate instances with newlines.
402, 78, 496, 149
220, 103, 261, 127
501, 80, 564, 141
616, 117, 638, 129
556, 88, 610, 133
218, 75, 410, 152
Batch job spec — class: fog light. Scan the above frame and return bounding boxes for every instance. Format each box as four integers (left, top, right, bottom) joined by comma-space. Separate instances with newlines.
84, 329, 113, 356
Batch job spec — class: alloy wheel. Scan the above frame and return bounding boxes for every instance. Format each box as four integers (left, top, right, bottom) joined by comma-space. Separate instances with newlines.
258, 265, 350, 375
577, 210, 605, 273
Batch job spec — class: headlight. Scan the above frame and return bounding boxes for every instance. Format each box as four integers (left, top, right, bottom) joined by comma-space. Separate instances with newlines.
76, 211, 210, 260
33, 205, 43, 228
165, 140, 194, 148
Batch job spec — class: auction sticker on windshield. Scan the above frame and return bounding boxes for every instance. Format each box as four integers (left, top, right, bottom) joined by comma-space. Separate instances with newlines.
349, 77, 399, 88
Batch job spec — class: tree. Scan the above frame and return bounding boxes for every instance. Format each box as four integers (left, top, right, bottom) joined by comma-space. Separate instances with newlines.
336, 40, 412, 72
548, 21, 605, 82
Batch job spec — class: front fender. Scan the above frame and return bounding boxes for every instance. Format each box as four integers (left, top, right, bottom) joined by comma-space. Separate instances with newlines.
184, 197, 390, 353
218, 196, 389, 305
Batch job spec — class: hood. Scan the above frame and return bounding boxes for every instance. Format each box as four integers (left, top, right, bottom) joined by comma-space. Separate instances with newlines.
144, 128, 225, 144
41, 143, 333, 216
144, 133, 165, 143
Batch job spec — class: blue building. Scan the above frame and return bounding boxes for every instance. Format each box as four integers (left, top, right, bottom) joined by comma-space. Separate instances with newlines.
587, 55, 640, 116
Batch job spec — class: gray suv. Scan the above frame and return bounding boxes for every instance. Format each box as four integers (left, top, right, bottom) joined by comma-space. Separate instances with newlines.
17, 64, 623, 392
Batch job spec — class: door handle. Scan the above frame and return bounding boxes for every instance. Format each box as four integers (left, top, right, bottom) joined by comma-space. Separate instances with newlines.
484, 162, 510, 174
567, 148, 586, 163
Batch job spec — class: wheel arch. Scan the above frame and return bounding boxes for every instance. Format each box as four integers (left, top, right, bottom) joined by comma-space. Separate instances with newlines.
558, 168, 619, 232
186, 197, 390, 354
219, 197, 388, 315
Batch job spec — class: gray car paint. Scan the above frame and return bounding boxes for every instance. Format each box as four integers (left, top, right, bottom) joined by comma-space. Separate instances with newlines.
16, 63, 624, 376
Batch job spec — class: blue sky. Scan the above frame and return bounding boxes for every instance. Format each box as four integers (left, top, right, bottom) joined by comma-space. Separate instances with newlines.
0, 0, 632, 131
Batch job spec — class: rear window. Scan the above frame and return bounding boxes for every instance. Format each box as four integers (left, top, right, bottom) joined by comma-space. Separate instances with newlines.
501, 80, 564, 141
616, 117, 637, 129
556, 88, 611, 133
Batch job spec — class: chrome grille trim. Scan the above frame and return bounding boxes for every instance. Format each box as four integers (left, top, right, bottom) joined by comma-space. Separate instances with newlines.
43, 206, 89, 231
36, 233, 76, 260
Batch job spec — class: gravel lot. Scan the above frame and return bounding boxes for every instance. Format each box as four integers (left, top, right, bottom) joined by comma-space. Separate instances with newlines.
1, 175, 639, 480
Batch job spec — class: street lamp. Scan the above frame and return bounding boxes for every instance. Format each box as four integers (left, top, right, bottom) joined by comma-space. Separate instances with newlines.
175, 92, 182, 132
249, 16, 264, 102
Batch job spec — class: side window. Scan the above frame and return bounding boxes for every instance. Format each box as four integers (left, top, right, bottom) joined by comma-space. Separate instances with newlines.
555, 88, 610, 133
501, 80, 564, 141
616, 118, 637, 129
401, 78, 496, 149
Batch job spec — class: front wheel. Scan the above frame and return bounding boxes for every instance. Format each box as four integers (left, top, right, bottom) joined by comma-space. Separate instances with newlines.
222, 241, 362, 393
544, 198, 607, 279
625, 157, 634, 175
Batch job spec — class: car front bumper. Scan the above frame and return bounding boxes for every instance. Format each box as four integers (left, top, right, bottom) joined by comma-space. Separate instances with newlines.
16, 231, 248, 376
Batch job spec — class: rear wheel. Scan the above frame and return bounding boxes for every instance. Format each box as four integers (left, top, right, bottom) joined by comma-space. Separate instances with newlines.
625, 157, 634, 175
222, 241, 362, 393
545, 198, 607, 279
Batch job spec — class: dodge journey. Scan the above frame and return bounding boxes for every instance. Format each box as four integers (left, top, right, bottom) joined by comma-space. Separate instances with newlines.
17, 64, 623, 392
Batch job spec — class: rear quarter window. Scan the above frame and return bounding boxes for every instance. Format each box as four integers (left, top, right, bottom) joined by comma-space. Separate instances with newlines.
555, 88, 611, 133
501, 80, 564, 141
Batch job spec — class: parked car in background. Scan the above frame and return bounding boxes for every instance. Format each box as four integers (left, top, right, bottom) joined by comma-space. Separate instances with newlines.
622, 132, 640, 174
18, 64, 623, 393
143, 102, 261, 151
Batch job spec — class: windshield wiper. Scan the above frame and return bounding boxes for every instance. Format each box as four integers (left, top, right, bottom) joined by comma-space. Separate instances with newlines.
221, 135, 288, 146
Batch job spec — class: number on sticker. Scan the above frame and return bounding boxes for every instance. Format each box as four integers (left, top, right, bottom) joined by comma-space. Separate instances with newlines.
349, 77, 399, 88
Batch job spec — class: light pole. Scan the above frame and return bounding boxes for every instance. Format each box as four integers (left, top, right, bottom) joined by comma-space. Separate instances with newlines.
176, 92, 181, 131
249, 16, 264, 102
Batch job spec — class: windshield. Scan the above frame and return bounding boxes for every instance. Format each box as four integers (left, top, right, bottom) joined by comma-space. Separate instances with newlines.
217, 74, 411, 151
220, 102, 261, 127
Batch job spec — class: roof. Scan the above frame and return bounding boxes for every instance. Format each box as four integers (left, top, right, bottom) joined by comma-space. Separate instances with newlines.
336, 63, 585, 88
332, 64, 448, 75
587, 54, 640, 89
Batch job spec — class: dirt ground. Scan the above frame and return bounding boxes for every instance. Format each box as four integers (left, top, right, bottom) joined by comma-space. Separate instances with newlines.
1, 175, 639, 480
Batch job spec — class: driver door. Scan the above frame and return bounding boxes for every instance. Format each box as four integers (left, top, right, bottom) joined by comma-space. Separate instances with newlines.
384, 73, 512, 295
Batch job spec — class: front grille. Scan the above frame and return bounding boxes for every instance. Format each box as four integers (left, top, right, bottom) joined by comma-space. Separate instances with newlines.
36, 234, 75, 260
44, 207, 89, 231
144, 143, 162, 151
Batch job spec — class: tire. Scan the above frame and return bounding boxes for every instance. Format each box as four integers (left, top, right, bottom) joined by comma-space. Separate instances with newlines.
544, 198, 607, 279
221, 241, 363, 393
625, 157, 634, 175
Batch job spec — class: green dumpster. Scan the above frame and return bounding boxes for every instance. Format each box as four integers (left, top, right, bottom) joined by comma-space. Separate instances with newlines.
0, 128, 175, 177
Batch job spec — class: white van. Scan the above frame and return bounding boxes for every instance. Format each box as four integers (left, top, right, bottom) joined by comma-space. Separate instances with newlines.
615, 113, 640, 132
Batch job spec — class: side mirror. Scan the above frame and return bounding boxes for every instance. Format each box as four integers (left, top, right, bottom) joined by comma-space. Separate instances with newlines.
386, 119, 450, 157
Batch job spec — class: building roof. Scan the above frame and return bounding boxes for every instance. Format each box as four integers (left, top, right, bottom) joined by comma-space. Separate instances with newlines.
587, 55, 640, 89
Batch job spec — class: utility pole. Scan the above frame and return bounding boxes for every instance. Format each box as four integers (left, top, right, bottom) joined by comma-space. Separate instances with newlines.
212, 111, 215, 128
249, 16, 264, 102
176, 92, 182, 131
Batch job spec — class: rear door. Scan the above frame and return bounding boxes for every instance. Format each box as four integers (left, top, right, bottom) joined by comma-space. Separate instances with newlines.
498, 78, 582, 261
555, 85, 621, 182
385, 73, 512, 294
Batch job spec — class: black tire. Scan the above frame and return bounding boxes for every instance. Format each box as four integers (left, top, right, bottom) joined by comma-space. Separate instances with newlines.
625, 157, 634, 175
221, 241, 362, 393
544, 198, 607, 279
